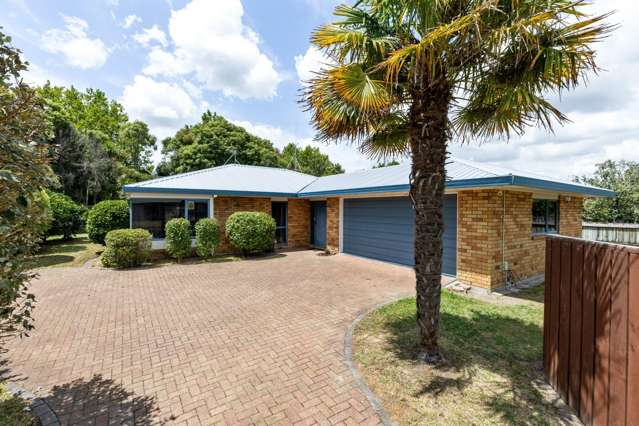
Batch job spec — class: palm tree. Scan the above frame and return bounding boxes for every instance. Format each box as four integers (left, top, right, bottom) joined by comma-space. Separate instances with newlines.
302, 0, 613, 362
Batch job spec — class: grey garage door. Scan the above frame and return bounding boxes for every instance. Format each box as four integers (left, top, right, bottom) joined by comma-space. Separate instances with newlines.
343, 195, 457, 276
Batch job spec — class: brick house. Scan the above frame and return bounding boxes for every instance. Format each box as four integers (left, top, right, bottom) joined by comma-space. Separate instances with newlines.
123, 158, 613, 291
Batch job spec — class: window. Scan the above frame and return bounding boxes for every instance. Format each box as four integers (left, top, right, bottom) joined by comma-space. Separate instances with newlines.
271, 202, 287, 245
132, 201, 185, 238
532, 199, 558, 234
187, 200, 209, 235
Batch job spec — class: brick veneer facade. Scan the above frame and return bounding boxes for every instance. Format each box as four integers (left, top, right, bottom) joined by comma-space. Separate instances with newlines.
214, 196, 311, 253
287, 199, 311, 248
457, 190, 583, 289
326, 198, 340, 253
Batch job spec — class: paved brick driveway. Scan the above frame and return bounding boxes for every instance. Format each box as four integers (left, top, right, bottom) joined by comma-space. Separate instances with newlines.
5, 251, 416, 425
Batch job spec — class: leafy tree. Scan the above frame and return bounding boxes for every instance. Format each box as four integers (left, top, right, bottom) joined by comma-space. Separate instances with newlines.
280, 143, 344, 176
373, 160, 400, 168
158, 111, 281, 175
0, 29, 54, 339
118, 121, 157, 174
303, 1, 611, 361
39, 84, 128, 143
39, 84, 152, 199
577, 160, 639, 223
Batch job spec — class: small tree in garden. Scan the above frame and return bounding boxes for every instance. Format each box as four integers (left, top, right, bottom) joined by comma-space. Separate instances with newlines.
46, 191, 86, 240
0, 30, 54, 339
195, 218, 220, 258
86, 200, 129, 244
303, 1, 613, 361
225, 212, 275, 254
165, 218, 192, 262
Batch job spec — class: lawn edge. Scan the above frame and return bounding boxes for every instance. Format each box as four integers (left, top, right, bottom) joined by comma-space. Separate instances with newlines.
344, 294, 412, 426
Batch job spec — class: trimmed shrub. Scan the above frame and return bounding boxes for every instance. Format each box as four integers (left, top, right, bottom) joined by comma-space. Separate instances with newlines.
46, 191, 86, 240
101, 228, 151, 268
86, 200, 129, 244
165, 218, 191, 261
225, 211, 275, 254
195, 218, 220, 258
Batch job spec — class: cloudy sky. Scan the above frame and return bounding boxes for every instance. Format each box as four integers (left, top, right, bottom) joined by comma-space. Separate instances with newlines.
1, 0, 637, 178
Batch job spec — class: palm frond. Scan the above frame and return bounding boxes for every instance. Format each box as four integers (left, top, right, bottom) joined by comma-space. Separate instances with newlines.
331, 64, 391, 111
359, 112, 410, 160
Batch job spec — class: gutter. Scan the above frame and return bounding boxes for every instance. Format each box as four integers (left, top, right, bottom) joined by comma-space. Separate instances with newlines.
123, 174, 615, 199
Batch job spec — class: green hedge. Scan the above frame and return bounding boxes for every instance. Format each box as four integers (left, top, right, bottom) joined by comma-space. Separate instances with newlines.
225, 211, 275, 254
46, 191, 86, 240
195, 218, 220, 258
101, 228, 151, 268
165, 218, 192, 261
86, 200, 129, 244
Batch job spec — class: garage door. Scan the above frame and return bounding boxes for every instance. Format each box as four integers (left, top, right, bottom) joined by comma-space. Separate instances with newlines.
343, 195, 457, 276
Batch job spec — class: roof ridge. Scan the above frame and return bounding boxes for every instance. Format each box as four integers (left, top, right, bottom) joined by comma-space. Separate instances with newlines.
228, 164, 316, 178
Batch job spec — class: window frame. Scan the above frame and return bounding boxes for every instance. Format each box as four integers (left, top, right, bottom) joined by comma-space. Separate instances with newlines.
130, 198, 211, 239
532, 198, 559, 236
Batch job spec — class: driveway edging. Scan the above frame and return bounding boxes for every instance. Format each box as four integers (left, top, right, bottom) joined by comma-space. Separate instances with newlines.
344, 295, 412, 426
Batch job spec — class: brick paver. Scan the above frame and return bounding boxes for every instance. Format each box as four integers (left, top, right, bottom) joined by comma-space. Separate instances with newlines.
5, 251, 415, 425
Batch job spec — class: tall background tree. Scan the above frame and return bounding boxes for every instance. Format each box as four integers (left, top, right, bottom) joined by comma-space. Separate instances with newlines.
577, 160, 639, 223
39, 84, 156, 204
303, 1, 612, 361
0, 30, 53, 339
158, 111, 344, 177
280, 143, 344, 176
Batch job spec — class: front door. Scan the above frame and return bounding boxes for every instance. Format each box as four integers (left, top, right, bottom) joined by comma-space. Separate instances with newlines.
311, 201, 327, 248
271, 201, 287, 247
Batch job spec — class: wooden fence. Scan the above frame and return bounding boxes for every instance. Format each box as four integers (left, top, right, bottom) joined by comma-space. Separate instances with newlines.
544, 235, 638, 426
583, 222, 639, 246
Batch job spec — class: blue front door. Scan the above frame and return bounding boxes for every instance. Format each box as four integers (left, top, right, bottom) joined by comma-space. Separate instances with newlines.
311, 201, 327, 248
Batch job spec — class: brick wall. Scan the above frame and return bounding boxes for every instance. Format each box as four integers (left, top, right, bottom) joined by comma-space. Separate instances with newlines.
214, 196, 271, 253
214, 197, 312, 253
287, 199, 311, 248
326, 198, 340, 253
457, 190, 502, 289
457, 190, 583, 289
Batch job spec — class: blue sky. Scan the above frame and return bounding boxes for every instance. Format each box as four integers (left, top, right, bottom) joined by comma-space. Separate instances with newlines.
2, 0, 639, 177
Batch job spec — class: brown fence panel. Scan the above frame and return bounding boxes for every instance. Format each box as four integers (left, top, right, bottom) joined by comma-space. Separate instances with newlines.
628, 253, 639, 426
544, 235, 638, 426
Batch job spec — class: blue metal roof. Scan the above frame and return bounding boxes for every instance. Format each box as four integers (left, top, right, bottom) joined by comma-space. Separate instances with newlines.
124, 158, 615, 198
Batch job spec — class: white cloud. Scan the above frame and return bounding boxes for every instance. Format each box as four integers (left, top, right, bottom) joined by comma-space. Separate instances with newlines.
121, 75, 206, 140
41, 15, 108, 69
232, 119, 372, 171
294, 46, 335, 84
133, 25, 168, 47
122, 14, 141, 29
141, 0, 282, 99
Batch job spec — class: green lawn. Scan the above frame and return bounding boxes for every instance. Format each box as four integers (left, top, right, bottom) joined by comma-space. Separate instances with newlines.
26, 234, 103, 269
0, 383, 36, 426
353, 288, 566, 425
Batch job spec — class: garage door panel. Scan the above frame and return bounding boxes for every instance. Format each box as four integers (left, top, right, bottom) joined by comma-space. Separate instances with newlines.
343, 196, 457, 275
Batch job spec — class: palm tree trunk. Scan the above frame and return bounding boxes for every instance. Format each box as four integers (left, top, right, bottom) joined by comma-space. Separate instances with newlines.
409, 76, 451, 363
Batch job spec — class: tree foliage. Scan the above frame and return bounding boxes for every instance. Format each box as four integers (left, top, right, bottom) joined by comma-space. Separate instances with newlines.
157, 112, 281, 176
302, 1, 612, 359
280, 143, 343, 176
39, 85, 156, 204
577, 160, 639, 223
86, 200, 130, 244
46, 191, 86, 240
0, 30, 54, 339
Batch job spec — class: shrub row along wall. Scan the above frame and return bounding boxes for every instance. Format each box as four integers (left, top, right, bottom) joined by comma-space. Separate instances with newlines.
544, 236, 639, 426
